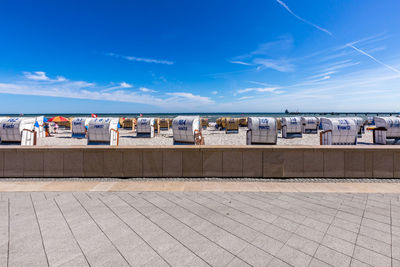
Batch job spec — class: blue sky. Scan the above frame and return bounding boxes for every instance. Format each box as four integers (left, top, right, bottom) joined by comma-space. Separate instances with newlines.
1, 0, 400, 113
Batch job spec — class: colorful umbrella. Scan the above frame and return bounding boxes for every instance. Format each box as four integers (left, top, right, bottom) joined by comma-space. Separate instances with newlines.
48, 116, 69, 122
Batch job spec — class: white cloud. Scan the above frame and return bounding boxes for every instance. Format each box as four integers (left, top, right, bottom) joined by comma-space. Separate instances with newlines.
237, 87, 280, 94
24, 71, 68, 82
140, 87, 157, 93
229, 60, 252, 66
165, 92, 214, 105
238, 96, 254, 100
252, 58, 294, 72
24, 71, 49, 81
106, 52, 174, 65
211, 91, 218, 95
101, 82, 133, 92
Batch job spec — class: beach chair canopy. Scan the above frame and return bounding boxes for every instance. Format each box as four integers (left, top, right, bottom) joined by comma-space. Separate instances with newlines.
172, 116, 200, 143
137, 117, 155, 134
0, 117, 36, 143
320, 118, 358, 144
247, 117, 277, 144
374, 116, 400, 138
87, 118, 119, 143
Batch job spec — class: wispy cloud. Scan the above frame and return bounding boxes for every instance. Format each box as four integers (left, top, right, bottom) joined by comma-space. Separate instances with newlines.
165, 92, 214, 105
276, 0, 333, 36
229, 60, 252, 66
0, 72, 217, 110
140, 87, 157, 93
230, 35, 294, 72
24, 71, 67, 82
276, 1, 399, 74
253, 58, 294, 72
106, 52, 174, 65
237, 87, 280, 94
347, 44, 400, 74
211, 91, 218, 95
101, 82, 133, 92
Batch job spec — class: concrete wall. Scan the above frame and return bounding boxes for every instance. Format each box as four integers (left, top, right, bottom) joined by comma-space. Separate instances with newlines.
0, 146, 399, 178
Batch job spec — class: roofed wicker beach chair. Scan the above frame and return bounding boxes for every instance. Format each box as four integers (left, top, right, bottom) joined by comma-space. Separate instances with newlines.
159, 118, 170, 131
319, 118, 358, 145
246, 117, 277, 145
71, 117, 90, 138
281, 117, 302, 138
373, 116, 400, 144
0, 117, 37, 146
239, 117, 248, 127
87, 118, 119, 146
136, 117, 155, 138
301, 116, 319, 134
200, 118, 209, 129
172, 116, 204, 145
225, 118, 239, 134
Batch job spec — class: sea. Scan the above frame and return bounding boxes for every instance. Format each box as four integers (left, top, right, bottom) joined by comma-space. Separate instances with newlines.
1, 112, 399, 122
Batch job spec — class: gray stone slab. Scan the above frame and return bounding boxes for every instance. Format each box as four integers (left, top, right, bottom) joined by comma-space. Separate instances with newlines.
73, 193, 163, 266
275, 245, 312, 267
8, 195, 48, 266
0, 201, 8, 267
54, 193, 130, 266
32, 197, 88, 266
314, 245, 352, 267
353, 245, 392, 267
3, 191, 400, 267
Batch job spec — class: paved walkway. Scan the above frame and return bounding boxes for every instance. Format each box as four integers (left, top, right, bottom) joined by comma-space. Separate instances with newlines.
1, 191, 400, 266
1, 179, 400, 193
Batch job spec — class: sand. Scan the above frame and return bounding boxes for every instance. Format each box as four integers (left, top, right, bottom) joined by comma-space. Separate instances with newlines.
37, 125, 375, 146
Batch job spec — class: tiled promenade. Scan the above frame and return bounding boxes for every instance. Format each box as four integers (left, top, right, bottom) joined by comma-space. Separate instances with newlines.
1, 181, 400, 266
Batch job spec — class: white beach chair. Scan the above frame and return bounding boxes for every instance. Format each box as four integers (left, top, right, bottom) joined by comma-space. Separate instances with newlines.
87, 118, 119, 145
320, 118, 358, 145
34, 116, 46, 138
373, 116, 400, 144
301, 117, 319, 134
246, 117, 277, 145
136, 118, 155, 138
281, 117, 302, 138
0, 117, 37, 146
71, 117, 90, 138
172, 116, 204, 145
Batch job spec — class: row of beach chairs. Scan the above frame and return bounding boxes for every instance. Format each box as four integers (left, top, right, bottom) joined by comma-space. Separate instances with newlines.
1, 116, 399, 146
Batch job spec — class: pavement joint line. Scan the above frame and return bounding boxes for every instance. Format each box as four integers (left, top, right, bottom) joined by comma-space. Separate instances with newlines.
97, 195, 172, 267
53, 197, 90, 266
349, 193, 369, 267
7, 198, 9, 267
29, 193, 50, 267
189, 191, 338, 266
138, 192, 254, 267
154, 191, 296, 267
72, 193, 132, 267
308, 198, 340, 267
218, 191, 391, 260
390, 199, 393, 267
247, 192, 373, 237
117, 193, 212, 267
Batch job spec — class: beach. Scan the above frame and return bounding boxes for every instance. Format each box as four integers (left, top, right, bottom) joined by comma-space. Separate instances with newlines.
37, 124, 375, 146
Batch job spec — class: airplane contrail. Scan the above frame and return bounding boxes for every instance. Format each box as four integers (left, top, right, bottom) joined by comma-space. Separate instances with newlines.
276, 0, 400, 74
